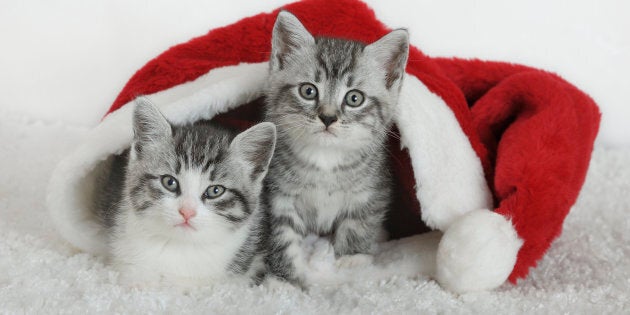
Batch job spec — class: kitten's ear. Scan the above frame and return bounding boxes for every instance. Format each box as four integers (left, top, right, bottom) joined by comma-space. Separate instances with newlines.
365, 29, 410, 89
132, 97, 172, 158
230, 122, 277, 182
270, 11, 315, 70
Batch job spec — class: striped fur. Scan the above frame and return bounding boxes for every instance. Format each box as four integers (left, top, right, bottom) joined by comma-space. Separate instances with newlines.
95, 99, 276, 287
263, 12, 409, 285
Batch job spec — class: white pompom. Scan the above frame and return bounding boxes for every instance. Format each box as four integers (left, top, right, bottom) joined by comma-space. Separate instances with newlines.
435, 209, 523, 293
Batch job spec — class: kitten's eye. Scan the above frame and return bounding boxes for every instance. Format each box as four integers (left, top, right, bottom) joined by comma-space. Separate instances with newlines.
298, 83, 318, 100
345, 90, 365, 107
204, 185, 226, 199
160, 175, 179, 192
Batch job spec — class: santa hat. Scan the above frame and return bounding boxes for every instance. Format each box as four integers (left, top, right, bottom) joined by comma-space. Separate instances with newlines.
47, 0, 600, 293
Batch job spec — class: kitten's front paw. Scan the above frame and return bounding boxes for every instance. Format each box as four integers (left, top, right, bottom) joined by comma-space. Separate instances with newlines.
335, 253, 374, 269
308, 238, 335, 268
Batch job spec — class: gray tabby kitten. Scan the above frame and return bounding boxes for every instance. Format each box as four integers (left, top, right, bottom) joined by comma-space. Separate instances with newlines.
264, 11, 409, 284
95, 99, 276, 287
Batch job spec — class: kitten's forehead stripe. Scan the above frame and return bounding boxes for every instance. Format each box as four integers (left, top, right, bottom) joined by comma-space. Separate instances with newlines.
316, 54, 330, 79
190, 133, 208, 168
204, 163, 214, 179
172, 124, 233, 174
203, 150, 225, 176
210, 165, 227, 182
314, 37, 364, 80
174, 139, 190, 170
174, 159, 182, 174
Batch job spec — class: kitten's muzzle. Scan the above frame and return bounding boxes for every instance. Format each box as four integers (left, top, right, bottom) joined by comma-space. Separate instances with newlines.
318, 114, 338, 128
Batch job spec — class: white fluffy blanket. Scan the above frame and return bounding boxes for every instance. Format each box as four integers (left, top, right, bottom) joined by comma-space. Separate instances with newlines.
0, 114, 627, 314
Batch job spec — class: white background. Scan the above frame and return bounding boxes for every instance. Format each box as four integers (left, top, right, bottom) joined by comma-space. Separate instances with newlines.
1, 0, 627, 147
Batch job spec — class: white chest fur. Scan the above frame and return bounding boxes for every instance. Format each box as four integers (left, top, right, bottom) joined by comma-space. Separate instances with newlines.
291, 171, 373, 232
272, 142, 381, 233
297, 186, 346, 228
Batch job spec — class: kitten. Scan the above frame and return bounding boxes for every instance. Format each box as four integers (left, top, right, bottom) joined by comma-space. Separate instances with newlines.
263, 11, 409, 284
95, 99, 276, 287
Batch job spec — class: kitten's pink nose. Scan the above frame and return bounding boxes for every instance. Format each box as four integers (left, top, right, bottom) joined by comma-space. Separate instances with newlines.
179, 208, 196, 221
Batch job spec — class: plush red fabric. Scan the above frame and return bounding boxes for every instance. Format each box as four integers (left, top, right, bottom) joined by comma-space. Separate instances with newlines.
107, 0, 600, 283
433, 58, 600, 280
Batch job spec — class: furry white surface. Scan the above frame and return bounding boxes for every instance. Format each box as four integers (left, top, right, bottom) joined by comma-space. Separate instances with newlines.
1, 114, 628, 314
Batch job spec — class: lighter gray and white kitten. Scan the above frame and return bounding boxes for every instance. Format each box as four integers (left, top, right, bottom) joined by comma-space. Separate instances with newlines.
263, 12, 409, 284
95, 99, 276, 287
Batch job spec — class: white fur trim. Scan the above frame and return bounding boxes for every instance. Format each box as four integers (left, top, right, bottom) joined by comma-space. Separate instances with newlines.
435, 209, 523, 293
46, 62, 269, 255
396, 74, 493, 231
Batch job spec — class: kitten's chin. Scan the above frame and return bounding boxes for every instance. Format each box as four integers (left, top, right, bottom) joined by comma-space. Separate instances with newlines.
174, 222, 197, 231
305, 131, 371, 152
310, 130, 342, 146
141, 218, 202, 240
